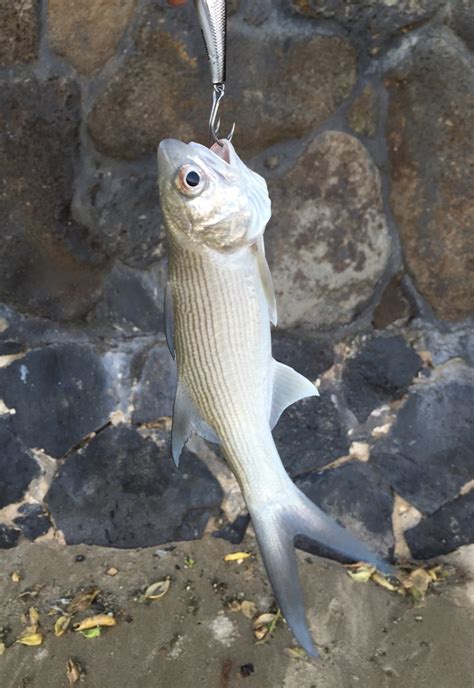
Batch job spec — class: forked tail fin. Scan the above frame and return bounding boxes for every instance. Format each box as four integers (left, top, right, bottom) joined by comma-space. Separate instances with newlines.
249, 484, 393, 657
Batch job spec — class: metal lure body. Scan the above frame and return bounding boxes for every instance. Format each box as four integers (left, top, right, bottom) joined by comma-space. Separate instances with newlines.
193, 0, 227, 85
157, 138, 393, 656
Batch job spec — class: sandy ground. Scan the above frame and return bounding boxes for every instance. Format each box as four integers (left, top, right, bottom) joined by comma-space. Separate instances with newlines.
0, 536, 473, 688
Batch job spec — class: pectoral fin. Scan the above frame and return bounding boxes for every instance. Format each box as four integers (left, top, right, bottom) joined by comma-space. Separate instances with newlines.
172, 381, 219, 466
270, 360, 319, 429
256, 237, 277, 326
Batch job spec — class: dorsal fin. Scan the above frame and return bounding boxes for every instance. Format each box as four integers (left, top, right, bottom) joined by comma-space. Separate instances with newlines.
256, 237, 277, 326
270, 360, 319, 429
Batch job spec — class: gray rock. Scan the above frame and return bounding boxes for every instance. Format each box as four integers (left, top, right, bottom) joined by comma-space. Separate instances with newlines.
295, 461, 394, 558
0, 344, 119, 458
46, 425, 223, 547
405, 490, 474, 559
0, 421, 40, 509
291, 0, 445, 51
386, 28, 474, 322
74, 159, 164, 270
449, 0, 474, 51
371, 364, 474, 515
342, 335, 422, 423
266, 132, 391, 330
0, 0, 39, 67
48, 0, 137, 74
0, 75, 106, 322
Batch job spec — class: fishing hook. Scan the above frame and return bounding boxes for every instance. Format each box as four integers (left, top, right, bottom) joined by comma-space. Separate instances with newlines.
209, 83, 235, 146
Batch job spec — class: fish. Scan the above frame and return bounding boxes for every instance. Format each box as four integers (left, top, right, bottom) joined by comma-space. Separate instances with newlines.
157, 137, 393, 657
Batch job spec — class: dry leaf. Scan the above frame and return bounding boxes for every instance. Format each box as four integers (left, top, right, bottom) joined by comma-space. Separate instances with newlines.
16, 632, 43, 646
80, 627, 101, 639
55, 615, 72, 637
253, 612, 280, 642
67, 588, 100, 615
28, 607, 40, 628
372, 572, 399, 592
11, 570, 22, 583
401, 567, 433, 601
228, 600, 241, 612
284, 647, 308, 661
0, 642, 6, 656
144, 579, 171, 600
74, 614, 116, 631
347, 565, 375, 583
66, 658, 82, 686
106, 567, 119, 577
224, 552, 252, 562
241, 600, 257, 619
253, 613, 276, 628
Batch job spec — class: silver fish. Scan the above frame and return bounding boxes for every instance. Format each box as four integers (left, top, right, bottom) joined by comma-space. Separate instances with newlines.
193, 0, 227, 85
157, 138, 392, 656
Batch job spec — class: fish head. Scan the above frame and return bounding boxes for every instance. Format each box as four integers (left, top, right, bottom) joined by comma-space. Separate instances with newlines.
157, 139, 271, 251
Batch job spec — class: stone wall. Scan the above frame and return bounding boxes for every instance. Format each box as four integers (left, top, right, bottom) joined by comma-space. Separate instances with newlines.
0, 0, 473, 560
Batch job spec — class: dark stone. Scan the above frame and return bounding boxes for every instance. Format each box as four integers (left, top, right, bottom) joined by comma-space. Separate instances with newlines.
0, 75, 106, 322
272, 332, 334, 381
212, 514, 250, 545
371, 366, 474, 515
46, 425, 223, 548
75, 160, 164, 270
0, 422, 39, 509
240, 664, 255, 678
0, 524, 20, 549
0, 341, 26, 356
132, 344, 177, 424
405, 490, 474, 559
342, 335, 422, 423
0, 0, 39, 67
275, 395, 349, 477
295, 461, 394, 557
13, 504, 51, 541
0, 344, 118, 458
87, 264, 165, 336
372, 274, 415, 329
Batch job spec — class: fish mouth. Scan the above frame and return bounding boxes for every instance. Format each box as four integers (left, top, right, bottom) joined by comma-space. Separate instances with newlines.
158, 138, 234, 180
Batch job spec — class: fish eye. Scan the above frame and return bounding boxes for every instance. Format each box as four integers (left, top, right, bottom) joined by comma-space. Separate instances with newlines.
177, 164, 206, 196
185, 170, 201, 187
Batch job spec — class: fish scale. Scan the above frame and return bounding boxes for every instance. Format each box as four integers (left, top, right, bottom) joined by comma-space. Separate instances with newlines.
158, 137, 394, 657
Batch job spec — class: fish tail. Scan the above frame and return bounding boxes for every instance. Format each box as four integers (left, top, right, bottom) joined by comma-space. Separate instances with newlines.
249, 483, 393, 657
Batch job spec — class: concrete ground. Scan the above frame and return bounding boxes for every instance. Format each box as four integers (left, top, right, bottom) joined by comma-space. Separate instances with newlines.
0, 536, 473, 688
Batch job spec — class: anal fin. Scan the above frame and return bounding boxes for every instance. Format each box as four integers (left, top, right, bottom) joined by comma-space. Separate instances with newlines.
270, 360, 319, 429
172, 381, 219, 467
